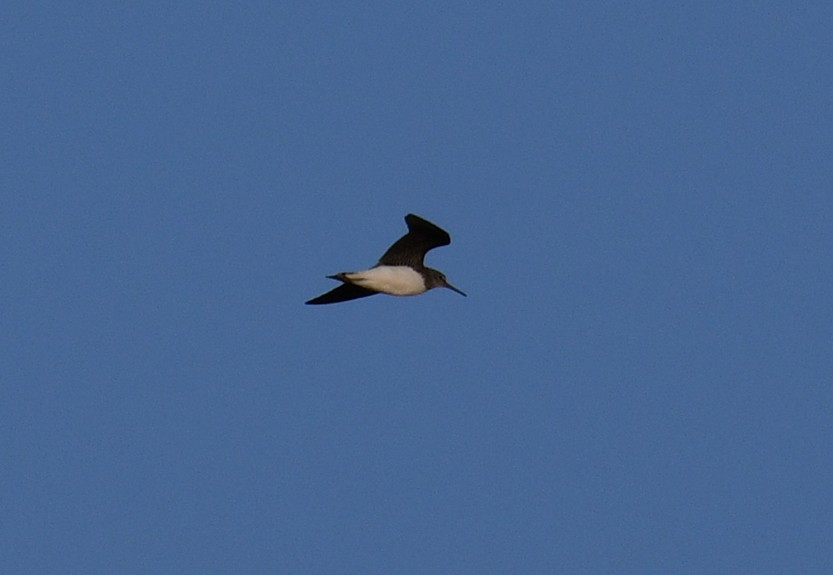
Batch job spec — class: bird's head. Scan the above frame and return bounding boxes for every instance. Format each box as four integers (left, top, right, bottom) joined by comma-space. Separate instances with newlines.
426, 268, 466, 297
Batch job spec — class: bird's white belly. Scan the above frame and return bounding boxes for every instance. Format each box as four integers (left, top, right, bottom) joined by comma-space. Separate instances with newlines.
345, 266, 426, 296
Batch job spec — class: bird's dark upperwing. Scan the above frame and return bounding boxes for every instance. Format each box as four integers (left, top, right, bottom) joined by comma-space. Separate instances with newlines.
305, 283, 379, 305
377, 214, 451, 267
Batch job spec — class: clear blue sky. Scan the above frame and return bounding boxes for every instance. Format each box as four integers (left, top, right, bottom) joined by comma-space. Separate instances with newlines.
3, 2, 832, 573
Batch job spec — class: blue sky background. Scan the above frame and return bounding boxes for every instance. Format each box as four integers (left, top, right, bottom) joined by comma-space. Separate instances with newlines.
3, 2, 832, 573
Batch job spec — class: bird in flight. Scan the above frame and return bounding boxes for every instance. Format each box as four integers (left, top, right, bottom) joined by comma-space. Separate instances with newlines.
306, 213, 466, 305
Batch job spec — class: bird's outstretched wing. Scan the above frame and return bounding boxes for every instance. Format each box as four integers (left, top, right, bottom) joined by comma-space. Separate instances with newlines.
305, 282, 379, 305
377, 214, 451, 267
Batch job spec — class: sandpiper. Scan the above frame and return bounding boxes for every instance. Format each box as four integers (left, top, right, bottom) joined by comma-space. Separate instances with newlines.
306, 214, 466, 305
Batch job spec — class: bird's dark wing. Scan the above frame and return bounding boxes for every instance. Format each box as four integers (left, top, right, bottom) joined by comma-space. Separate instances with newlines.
305, 283, 379, 305
377, 214, 451, 267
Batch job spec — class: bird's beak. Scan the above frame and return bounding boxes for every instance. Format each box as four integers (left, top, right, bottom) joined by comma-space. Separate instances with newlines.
444, 281, 467, 297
